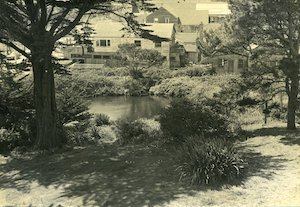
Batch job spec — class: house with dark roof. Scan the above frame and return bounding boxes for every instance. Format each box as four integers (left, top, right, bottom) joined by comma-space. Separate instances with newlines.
62, 20, 182, 68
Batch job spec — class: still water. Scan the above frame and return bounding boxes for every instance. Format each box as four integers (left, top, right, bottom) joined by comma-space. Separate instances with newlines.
89, 96, 170, 120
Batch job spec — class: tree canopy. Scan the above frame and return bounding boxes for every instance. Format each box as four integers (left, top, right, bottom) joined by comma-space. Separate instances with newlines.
228, 0, 300, 129
0, 0, 156, 149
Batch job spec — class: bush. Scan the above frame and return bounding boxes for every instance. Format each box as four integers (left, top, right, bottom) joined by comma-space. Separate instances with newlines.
149, 77, 193, 97
0, 68, 36, 151
0, 128, 21, 152
176, 136, 244, 185
56, 77, 91, 125
185, 66, 215, 77
116, 118, 162, 145
94, 114, 110, 126
124, 79, 148, 96
64, 122, 98, 145
160, 98, 236, 144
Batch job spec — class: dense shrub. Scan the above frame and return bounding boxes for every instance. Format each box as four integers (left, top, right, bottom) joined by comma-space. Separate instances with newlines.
104, 57, 127, 68
56, 76, 91, 125
0, 68, 35, 152
149, 77, 193, 97
64, 70, 128, 97
150, 75, 238, 98
176, 136, 244, 185
166, 66, 215, 78
64, 123, 96, 145
160, 98, 236, 144
0, 128, 21, 152
94, 113, 110, 126
185, 66, 215, 77
116, 118, 162, 145
124, 79, 148, 96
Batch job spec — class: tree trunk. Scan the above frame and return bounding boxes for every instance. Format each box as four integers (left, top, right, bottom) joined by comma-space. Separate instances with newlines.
287, 76, 299, 130
32, 46, 62, 149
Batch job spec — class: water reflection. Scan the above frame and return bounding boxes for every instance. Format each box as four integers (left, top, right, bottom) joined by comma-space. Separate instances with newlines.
89, 96, 170, 120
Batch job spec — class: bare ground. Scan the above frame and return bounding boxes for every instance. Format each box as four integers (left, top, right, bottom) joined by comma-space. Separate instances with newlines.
1, 122, 300, 207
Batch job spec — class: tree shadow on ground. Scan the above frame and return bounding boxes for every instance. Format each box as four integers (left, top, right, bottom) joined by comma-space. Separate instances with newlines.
0, 136, 293, 207
244, 126, 300, 146
237, 147, 288, 182
0, 144, 200, 207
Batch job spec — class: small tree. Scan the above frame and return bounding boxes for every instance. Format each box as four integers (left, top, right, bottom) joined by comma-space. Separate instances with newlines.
116, 43, 165, 79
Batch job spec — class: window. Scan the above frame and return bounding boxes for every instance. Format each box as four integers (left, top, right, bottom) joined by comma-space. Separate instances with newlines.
71, 54, 82, 58
209, 16, 225, 23
165, 18, 170, 23
238, 59, 244, 69
228, 60, 234, 72
154, 42, 162, 48
134, 40, 141, 47
96, 39, 111, 47
74, 59, 85, 64
154, 18, 159, 23
218, 58, 225, 67
209, 16, 215, 23
83, 54, 92, 58
93, 55, 111, 59
94, 55, 102, 59
103, 55, 111, 59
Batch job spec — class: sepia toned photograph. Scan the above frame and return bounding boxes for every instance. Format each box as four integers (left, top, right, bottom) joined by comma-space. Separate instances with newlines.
0, 0, 299, 206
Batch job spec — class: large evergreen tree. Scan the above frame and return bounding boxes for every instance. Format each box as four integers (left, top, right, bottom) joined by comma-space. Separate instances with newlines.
0, 0, 155, 149
229, 0, 300, 129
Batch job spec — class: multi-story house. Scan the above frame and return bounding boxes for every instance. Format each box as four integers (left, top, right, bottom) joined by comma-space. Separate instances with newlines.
145, 4, 208, 33
142, 2, 211, 65
62, 20, 182, 68
196, 1, 230, 24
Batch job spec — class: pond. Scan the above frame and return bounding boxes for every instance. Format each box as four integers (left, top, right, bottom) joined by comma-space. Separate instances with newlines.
88, 96, 170, 121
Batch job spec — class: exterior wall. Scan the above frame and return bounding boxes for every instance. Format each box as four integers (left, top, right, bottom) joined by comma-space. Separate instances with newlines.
92, 37, 169, 53
146, 8, 179, 24
210, 56, 247, 74
187, 52, 198, 63
170, 54, 181, 68
180, 25, 202, 33
62, 37, 173, 67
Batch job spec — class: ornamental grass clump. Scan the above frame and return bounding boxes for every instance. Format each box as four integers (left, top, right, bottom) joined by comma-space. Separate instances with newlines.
94, 113, 110, 126
176, 136, 244, 186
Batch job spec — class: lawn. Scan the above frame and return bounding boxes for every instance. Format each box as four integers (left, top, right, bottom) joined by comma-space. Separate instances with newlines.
0, 121, 300, 207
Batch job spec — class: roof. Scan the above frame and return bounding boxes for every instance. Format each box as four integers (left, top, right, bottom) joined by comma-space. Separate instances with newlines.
90, 20, 174, 39
196, 2, 231, 15
144, 23, 174, 39
134, 12, 149, 24
91, 21, 128, 38
183, 44, 198, 52
176, 33, 198, 43
152, 3, 208, 25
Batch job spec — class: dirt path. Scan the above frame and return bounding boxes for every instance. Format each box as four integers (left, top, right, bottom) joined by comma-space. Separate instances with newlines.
1, 123, 300, 207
